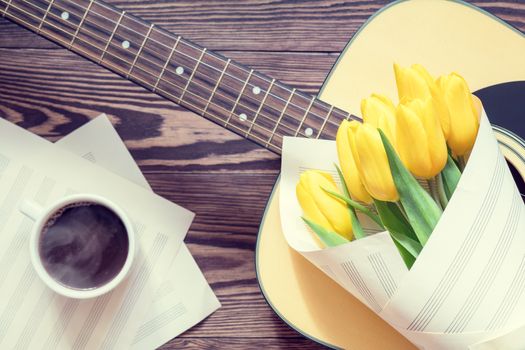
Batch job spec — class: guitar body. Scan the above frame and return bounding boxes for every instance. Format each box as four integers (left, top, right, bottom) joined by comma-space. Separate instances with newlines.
256, 1, 525, 348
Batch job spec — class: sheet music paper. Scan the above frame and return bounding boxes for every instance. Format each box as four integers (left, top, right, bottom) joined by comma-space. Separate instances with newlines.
0, 117, 194, 349
280, 112, 525, 349
57, 115, 220, 349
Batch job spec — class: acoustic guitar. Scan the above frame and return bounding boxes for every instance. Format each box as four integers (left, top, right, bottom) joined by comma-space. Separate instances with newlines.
2, 0, 525, 348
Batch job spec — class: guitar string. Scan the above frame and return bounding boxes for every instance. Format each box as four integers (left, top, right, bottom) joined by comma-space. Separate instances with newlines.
21, 0, 315, 139
57, 0, 350, 133
57, 0, 350, 131
3, 1, 301, 143
0, 1, 286, 152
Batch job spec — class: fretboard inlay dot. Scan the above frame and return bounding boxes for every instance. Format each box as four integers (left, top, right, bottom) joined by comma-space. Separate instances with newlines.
0, 0, 352, 153
305, 128, 313, 137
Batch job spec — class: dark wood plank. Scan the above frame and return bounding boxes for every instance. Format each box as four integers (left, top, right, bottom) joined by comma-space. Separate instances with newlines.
0, 1, 524, 349
1, 1, 523, 51
162, 337, 326, 349
163, 337, 325, 350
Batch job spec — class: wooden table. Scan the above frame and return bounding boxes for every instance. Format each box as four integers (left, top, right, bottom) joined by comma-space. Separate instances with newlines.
0, 1, 523, 348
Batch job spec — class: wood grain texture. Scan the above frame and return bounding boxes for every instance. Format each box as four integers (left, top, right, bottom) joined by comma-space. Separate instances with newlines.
0, 1, 523, 349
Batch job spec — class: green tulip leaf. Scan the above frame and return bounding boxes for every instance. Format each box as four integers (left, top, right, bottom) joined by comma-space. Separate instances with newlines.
389, 232, 418, 269
378, 129, 442, 246
349, 206, 366, 240
334, 164, 352, 198
302, 217, 349, 247
322, 187, 384, 229
374, 199, 421, 269
441, 154, 462, 200
374, 200, 418, 242
334, 164, 366, 239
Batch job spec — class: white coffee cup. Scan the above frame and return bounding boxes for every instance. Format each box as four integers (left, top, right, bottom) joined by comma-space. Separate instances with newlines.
20, 194, 135, 299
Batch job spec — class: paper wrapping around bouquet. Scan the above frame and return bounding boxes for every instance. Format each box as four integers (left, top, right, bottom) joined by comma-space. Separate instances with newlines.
280, 111, 525, 349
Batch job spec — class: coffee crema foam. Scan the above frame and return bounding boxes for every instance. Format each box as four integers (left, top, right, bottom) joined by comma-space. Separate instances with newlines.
39, 202, 129, 290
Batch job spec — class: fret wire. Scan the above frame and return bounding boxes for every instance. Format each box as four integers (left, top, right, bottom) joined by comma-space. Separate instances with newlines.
99, 10, 125, 63
1, 0, 12, 16
316, 105, 334, 139
203, 58, 231, 117
18, 0, 308, 140
57, 0, 347, 130
225, 68, 253, 126
153, 35, 180, 92
78, 0, 338, 122
295, 95, 316, 137
127, 23, 154, 78
266, 88, 295, 147
37, 0, 55, 33
11, 0, 314, 143
246, 78, 275, 137
0, 1, 283, 152
68, 0, 94, 49
179, 48, 206, 103
10, 1, 348, 147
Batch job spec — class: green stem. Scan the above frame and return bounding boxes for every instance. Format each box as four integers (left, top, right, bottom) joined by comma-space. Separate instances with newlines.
427, 178, 443, 211
437, 173, 449, 208
457, 155, 466, 171
441, 154, 462, 200
349, 207, 366, 240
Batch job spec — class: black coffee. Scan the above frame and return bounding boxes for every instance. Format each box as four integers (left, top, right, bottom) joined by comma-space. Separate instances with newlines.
39, 202, 129, 290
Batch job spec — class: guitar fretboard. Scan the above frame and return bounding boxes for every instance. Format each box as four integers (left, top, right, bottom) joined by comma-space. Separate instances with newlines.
1, 0, 358, 153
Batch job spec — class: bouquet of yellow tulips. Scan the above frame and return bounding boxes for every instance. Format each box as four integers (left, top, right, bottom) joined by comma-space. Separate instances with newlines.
282, 64, 525, 349
297, 64, 482, 268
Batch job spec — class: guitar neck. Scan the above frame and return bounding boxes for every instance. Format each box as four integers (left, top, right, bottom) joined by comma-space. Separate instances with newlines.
1, 0, 357, 153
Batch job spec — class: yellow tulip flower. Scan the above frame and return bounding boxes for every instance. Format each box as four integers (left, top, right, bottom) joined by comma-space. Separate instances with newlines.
354, 124, 399, 202
296, 170, 353, 241
396, 98, 448, 179
361, 94, 397, 147
394, 63, 433, 101
437, 73, 480, 156
471, 94, 483, 121
394, 63, 451, 140
336, 120, 372, 204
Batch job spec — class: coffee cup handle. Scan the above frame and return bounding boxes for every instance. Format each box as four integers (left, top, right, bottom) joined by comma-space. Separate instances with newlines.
19, 200, 43, 222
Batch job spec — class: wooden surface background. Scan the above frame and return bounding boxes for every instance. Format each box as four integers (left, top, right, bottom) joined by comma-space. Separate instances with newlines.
1, 1, 524, 348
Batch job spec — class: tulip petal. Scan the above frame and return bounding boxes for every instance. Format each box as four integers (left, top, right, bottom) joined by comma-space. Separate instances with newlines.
394, 63, 431, 102
396, 102, 433, 178
429, 83, 452, 140
300, 171, 354, 240
438, 73, 480, 156
296, 180, 335, 232
336, 121, 372, 203
355, 124, 399, 202
361, 94, 397, 146
419, 98, 448, 177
